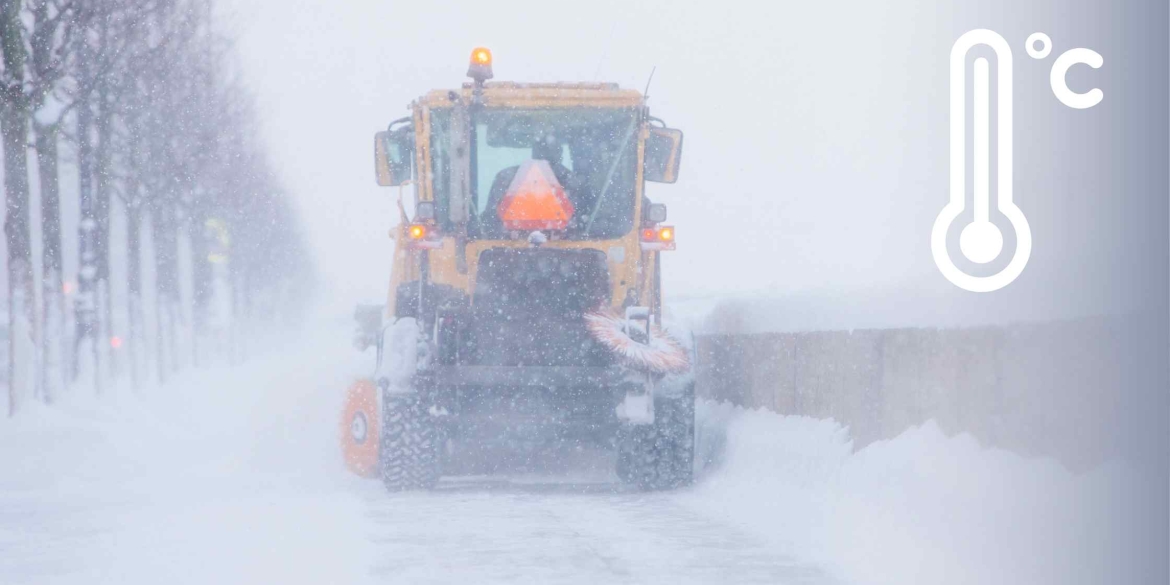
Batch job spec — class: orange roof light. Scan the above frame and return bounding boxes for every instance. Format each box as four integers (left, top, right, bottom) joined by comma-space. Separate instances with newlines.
467, 47, 494, 82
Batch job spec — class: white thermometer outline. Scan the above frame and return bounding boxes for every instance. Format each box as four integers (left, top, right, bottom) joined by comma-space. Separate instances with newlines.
932, 29, 1032, 293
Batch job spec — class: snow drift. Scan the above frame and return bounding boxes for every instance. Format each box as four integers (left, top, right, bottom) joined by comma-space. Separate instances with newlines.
0, 319, 383, 585
688, 401, 1156, 585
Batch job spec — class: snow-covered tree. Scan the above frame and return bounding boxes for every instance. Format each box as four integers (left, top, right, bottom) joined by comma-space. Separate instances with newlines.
2, 0, 310, 413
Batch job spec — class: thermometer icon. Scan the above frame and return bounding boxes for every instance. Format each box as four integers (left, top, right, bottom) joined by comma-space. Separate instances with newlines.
932, 29, 1032, 293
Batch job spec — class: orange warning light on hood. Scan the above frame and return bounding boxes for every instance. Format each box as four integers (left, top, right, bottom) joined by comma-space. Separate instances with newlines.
497, 160, 575, 231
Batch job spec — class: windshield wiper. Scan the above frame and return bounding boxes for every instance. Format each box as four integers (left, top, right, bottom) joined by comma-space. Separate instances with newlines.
583, 114, 639, 236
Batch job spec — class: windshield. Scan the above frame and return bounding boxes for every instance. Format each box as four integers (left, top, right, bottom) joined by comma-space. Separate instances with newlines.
431, 107, 639, 239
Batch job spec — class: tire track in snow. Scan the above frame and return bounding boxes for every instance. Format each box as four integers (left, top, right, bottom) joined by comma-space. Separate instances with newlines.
361, 481, 840, 584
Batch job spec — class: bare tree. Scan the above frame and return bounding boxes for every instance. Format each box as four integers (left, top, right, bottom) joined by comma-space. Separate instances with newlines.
67, 0, 152, 389
0, 0, 83, 410
2, 0, 310, 410
27, 0, 85, 402
0, 0, 37, 413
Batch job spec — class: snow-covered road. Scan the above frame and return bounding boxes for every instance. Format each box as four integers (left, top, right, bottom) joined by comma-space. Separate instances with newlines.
0, 319, 838, 585
0, 470, 835, 585
363, 482, 835, 585
0, 315, 1149, 585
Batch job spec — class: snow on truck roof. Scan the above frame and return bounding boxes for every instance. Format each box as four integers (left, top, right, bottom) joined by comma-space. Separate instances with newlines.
419, 82, 644, 108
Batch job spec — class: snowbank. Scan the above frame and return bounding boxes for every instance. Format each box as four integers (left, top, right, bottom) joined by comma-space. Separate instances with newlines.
0, 317, 382, 585
686, 400, 1155, 585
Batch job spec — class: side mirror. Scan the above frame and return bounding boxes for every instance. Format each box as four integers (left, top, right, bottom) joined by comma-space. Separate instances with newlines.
374, 129, 413, 187
352, 303, 384, 351
644, 202, 668, 224
643, 127, 683, 184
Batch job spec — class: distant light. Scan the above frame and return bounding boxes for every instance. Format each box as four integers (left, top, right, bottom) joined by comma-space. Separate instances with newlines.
109, 336, 123, 349
63, 281, 75, 295
657, 227, 674, 242
408, 224, 427, 240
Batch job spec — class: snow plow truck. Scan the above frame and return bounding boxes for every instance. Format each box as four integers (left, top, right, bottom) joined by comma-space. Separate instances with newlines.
342, 48, 693, 492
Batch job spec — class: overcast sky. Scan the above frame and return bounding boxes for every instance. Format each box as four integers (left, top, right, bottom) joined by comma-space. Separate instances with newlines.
226, 0, 1149, 326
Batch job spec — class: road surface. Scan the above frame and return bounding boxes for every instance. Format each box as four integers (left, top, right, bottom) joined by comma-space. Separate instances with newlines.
0, 322, 842, 585
363, 478, 836, 584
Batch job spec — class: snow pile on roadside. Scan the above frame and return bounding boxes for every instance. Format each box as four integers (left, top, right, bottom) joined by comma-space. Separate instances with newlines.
686, 400, 1153, 585
0, 318, 382, 585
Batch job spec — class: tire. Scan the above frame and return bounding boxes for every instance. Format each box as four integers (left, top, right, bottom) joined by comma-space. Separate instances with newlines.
380, 393, 442, 492
617, 381, 695, 491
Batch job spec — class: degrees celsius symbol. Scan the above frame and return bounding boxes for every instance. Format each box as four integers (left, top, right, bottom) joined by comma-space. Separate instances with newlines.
932, 29, 1102, 292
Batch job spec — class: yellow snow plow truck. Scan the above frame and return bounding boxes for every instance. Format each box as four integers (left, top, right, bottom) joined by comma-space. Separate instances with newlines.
343, 48, 692, 492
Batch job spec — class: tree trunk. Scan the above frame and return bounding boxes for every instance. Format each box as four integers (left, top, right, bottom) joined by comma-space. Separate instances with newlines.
126, 203, 142, 390
189, 215, 210, 367
74, 86, 101, 393
94, 92, 115, 380
35, 122, 67, 402
237, 263, 251, 362
1, 0, 38, 413
2, 105, 38, 414
152, 205, 178, 384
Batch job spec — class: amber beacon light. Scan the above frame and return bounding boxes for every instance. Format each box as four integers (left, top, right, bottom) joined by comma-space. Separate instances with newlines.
467, 47, 493, 81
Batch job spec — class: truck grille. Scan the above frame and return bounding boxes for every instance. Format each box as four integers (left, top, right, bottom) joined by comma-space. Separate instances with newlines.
468, 248, 612, 367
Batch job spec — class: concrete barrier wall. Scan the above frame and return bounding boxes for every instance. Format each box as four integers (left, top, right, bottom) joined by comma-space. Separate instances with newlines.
695, 319, 1124, 468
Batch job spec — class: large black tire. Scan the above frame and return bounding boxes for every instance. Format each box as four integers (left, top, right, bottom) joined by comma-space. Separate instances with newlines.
617, 382, 695, 491
380, 393, 442, 492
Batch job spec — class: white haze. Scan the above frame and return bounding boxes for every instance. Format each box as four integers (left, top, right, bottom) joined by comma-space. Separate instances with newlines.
231, 0, 945, 303
230, 0, 1143, 329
